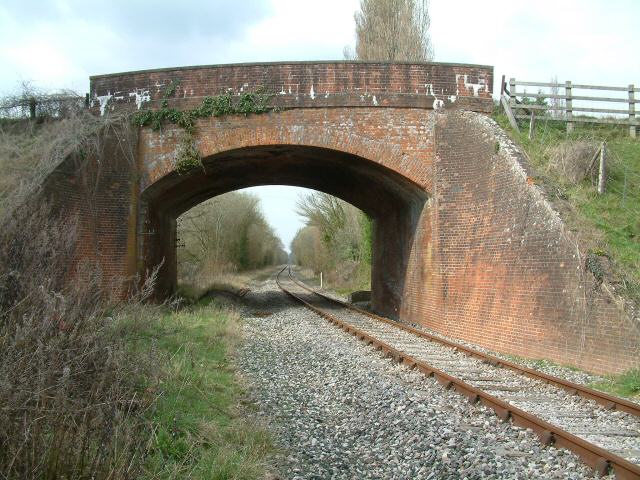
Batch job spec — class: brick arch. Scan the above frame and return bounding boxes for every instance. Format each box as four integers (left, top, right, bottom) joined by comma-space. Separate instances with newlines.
139, 120, 431, 318
138, 108, 435, 194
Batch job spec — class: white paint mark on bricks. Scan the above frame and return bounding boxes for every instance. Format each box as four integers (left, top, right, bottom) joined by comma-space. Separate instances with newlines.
96, 93, 112, 116
426, 84, 445, 110
129, 89, 151, 110
310, 85, 316, 100
456, 74, 489, 97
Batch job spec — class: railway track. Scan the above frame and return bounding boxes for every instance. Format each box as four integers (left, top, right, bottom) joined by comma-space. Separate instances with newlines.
276, 266, 640, 479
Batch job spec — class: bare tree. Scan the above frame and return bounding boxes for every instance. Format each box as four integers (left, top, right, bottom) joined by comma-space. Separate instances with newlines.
293, 192, 372, 289
0, 81, 84, 120
549, 75, 565, 119
290, 225, 327, 273
296, 192, 346, 243
177, 191, 287, 286
347, 0, 434, 62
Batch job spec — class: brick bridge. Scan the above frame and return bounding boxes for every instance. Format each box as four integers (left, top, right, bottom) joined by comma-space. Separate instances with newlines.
46, 61, 639, 374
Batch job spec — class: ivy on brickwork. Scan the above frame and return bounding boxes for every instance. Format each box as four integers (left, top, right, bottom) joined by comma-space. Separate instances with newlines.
585, 252, 606, 283
132, 82, 275, 174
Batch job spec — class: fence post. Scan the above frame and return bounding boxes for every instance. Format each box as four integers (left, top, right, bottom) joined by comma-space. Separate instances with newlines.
598, 142, 607, 195
630, 84, 636, 138
565, 81, 573, 133
501, 78, 520, 132
509, 78, 517, 110
529, 111, 536, 139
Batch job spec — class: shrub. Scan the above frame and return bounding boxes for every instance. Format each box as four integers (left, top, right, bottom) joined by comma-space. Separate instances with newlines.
0, 111, 155, 479
545, 140, 599, 184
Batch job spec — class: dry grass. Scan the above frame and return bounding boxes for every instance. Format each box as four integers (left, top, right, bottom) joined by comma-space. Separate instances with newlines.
545, 139, 600, 184
0, 114, 157, 479
0, 112, 130, 218
0, 111, 273, 480
178, 266, 282, 301
0, 203, 160, 479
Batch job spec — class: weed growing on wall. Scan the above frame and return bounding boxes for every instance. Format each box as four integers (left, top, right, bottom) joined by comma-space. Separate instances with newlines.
174, 132, 202, 175
133, 84, 275, 174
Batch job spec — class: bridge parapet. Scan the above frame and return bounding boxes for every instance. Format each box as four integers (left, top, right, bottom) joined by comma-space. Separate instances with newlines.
90, 61, 493, 115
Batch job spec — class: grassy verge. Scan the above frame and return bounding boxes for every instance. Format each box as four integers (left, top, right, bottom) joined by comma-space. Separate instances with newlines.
492, 113, 640, 393
177, 265, 283, 301
136, 300, 272, 479
590, 369, 640, 400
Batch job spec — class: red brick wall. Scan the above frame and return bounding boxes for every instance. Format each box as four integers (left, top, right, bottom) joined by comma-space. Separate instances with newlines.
44, 122, 138, 295
44, 62, 637, 374
90, 61, 493, 114
408, 111, 639, 373
134, 107, 639, 374
136, 108, 434, 308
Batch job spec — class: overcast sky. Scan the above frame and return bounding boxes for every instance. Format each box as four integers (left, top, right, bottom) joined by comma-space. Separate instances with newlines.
1, 0, 638, 249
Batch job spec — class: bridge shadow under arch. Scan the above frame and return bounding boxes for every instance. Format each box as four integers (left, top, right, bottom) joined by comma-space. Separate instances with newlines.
141, 144, 428, 318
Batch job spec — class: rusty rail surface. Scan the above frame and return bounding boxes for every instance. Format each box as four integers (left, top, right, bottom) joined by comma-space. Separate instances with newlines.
288, 269, 640, 417
276, 266, 640, 479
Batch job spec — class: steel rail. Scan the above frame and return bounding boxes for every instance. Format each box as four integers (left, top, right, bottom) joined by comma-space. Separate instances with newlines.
276, 266, 640, 479
286, 268, 640, 418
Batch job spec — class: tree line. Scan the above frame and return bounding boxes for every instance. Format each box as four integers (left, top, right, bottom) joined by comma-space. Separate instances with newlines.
177, 191, 288, 288
291, 192, 373, 292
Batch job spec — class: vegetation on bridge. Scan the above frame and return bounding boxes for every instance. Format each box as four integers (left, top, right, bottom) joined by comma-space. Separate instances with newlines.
133, 84, 275, 174
132, 87, 274, 134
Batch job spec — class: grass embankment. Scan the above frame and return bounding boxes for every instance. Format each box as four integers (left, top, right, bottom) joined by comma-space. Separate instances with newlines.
494, 114, 640, 398
137, 300, 272, 479
0, 115, 271, 478
589, 369, 640, 400
494, 115, 640, 294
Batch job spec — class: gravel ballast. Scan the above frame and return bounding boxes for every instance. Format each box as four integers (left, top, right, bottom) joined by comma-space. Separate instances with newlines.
236, 279, 606, 479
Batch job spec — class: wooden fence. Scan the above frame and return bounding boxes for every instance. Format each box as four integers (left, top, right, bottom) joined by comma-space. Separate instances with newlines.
501, 77, 638, 137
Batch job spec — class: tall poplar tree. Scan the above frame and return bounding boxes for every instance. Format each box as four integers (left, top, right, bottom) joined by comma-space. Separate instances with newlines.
347, 0, 434, 62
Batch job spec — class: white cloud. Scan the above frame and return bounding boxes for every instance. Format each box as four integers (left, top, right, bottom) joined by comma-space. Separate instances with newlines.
215, 0, 359, 63
431, 0, 639, 92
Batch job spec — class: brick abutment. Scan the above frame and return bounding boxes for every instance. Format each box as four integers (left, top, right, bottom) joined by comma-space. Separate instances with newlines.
43, 62, 638, 374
